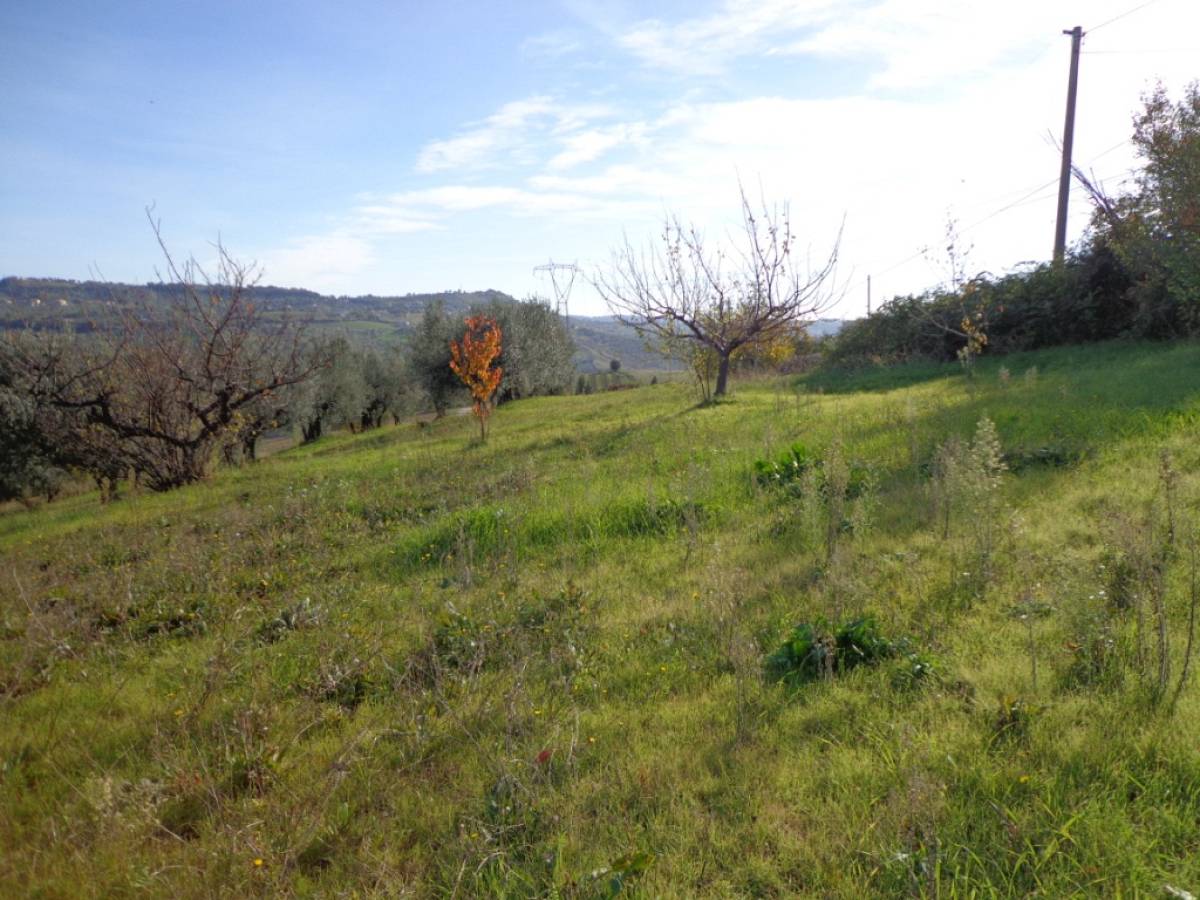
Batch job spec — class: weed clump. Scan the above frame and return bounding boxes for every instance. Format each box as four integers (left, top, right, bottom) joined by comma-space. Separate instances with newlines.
1003, 444, 1086, 474
990, 694, 1036, 743
307, 655, 374, 709
753, 441, 870, 499
931, 416, 1008, 584
1061, 622, 1122, 691
136, 599, 208, 640
255, 597, 322, 644
765, 616, 932, 687
430, 607, 489, 675
753, 442, 820, 489
413, 584, 594, 686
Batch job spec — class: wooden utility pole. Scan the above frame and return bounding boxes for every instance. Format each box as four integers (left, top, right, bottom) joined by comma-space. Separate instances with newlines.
867, 275, 872, 316
1054, 26, 1084, 262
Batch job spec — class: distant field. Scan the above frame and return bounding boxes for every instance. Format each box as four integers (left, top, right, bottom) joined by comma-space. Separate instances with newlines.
3, 340, 1200, 897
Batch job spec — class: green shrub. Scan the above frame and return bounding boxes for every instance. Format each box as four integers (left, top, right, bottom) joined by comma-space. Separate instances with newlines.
753, 442, 870, 498
765, 615, 931, 687
753, 441, 819, 489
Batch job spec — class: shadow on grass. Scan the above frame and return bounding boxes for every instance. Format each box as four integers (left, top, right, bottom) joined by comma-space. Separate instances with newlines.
801, 339, 1199, 398
802, 359, 957, 395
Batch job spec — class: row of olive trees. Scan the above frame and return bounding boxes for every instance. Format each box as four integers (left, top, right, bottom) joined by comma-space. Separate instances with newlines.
284, 295, 574, 446
284, 339, 412, 446
1, 268, 576, 503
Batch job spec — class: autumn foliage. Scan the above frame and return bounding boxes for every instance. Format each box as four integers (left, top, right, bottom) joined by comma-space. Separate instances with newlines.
449, 314, 503, 441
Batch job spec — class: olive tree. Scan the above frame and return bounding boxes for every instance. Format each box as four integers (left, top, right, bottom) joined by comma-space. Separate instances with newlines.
408, 301, 467, 416
358, 348, 412, 429
593, 189, 840, 397
0, 354, 66, 503
3, 218, 321, 491
288, 337, 366, 443
481, 297, 575, 401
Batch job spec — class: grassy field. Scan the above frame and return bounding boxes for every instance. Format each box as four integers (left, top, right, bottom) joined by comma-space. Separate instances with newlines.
4, 340, 1200, 897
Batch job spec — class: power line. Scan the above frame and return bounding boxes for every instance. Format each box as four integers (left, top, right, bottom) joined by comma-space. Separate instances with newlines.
948, 139, 1126, 219
1082, 47, 1200, 55
968, 177, 1059, 230
1088, 138, 1133, 163
833, 1, 1165, 313
1086, 0, 1163, 34
838, 149, 1135, 307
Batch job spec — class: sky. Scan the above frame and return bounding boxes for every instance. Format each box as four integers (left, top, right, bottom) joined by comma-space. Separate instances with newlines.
2, 0, 1198, 318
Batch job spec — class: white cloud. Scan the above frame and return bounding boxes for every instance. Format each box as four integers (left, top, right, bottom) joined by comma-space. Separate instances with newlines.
616, 0, 844, 74
786, 0, 1200, 93
547, 123, 647, 170
388, 185, 581, 214
415, 96, 557, 173
350, 206, 440, 235
372, 182, 656, 223
414, 97, 618, 174
528, 163, 673, 196
521, 29, 585, 59
259, 233, 376, 290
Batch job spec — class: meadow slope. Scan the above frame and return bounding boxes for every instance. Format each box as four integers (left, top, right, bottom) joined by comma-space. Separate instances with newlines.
4, 340, 1200, 898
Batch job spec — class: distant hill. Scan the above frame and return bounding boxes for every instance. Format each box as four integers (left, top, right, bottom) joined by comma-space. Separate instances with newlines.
807, 318, 846, 338
0, 276, 842, 371
0, 277, 508, 340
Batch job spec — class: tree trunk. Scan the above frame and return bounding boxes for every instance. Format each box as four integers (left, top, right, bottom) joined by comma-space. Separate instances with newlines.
714, 353, 732, 397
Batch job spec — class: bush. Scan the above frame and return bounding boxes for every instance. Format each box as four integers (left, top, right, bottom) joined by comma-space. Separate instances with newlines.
823, 240, 1140, 369
0, 378, 66, 504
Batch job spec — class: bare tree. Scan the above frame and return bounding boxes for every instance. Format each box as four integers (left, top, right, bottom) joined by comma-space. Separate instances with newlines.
917, 217, 993, 375
593, 189, 840, 397
4, 216, 323, 491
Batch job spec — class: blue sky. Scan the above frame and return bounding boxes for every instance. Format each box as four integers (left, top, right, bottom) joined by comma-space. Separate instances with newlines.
2, 0, 1198, 316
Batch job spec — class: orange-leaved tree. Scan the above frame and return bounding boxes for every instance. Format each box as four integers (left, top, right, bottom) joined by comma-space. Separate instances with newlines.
449, 314, 503, 441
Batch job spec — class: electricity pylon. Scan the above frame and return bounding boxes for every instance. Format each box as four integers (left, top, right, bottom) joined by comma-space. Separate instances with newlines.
533, 260, 579, 324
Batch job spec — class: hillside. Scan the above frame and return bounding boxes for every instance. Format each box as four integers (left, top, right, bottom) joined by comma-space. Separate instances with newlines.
569, 316, 674, 373
4, 341, 1200, 896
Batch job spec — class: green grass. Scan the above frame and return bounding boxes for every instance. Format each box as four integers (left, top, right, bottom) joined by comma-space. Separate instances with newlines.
4, 339, 1200, 897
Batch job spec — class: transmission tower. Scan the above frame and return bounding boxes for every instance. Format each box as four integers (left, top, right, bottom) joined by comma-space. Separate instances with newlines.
533, 260, 579, 324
